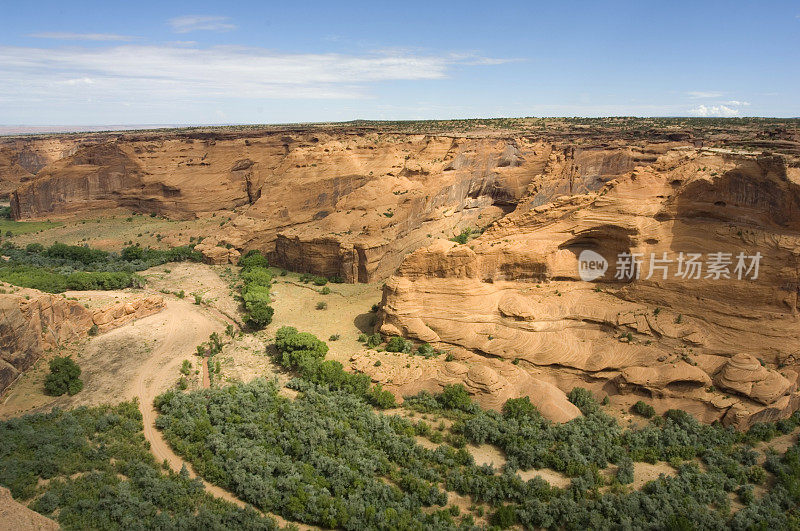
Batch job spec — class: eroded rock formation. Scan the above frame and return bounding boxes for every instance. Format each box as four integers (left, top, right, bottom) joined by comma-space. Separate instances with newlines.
0, 287, 164, 395
5, 130, 673, 280
378, 149, 800, 428
4, 122, 800, 427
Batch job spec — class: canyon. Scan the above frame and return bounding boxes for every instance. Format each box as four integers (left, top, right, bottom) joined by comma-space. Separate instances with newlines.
2, 118, 800, 427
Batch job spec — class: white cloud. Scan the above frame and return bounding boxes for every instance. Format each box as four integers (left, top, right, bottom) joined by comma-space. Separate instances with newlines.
168, 15, 237, 33
28, 32, 136, 41
56, 77, 95, 86
688, 104, 740, 117
687, 91, 724, 99
0, 44, 503, 104
724, 100, 750, 106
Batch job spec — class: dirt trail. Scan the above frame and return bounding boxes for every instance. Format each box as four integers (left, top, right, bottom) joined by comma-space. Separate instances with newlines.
130, 300, 245, 501
131, 298, 303, 528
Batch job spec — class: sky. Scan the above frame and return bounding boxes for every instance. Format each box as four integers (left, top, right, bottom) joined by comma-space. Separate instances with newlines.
1, 0, 799, 125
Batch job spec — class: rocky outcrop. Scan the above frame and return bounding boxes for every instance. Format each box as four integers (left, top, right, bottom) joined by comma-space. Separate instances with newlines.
715, 354, 794, 405
194, 243, 241, 265
350, 348, 581, 422
379, 149, 800, 428
0, 288, 164, 395
0, 135, 83, 198
90, 295, 165, 332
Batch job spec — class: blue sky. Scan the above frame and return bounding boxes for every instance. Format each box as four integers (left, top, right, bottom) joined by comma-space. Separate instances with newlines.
1, 0, 798, 125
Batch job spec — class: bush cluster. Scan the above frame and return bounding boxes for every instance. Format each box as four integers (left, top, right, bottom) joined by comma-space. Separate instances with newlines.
274, 327, 395, 409
237, 251, 274, 328
0, 242, 201, 293
632, 400, 656, 418
299, 272, 328, 285
0, 403, 277, 529
385, 336, 413, 353
154, 379, 462, 529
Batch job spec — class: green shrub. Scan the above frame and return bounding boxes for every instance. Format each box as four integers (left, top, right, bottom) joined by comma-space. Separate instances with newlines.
44, 356, 83, 396
568, 387, 599, 414
616, 457, 634, 484
386, 336, 413, 353
502, 397, 539, 419
273, 328, 395, 409
316, 301, 327, 310
632, 400, 656, 419
239, 266, 274, 328
240, 266, 272, 288
490, 505, 518, 528
238, 249, 269, 270
87, 324, 99, 336
450, 228, 472, 245
366, 333, 382, 348
417, 343, 437, 357
437, 384, 474, 412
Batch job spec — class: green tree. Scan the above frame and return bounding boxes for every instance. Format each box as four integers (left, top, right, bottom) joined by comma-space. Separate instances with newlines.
44, 356, 83, 396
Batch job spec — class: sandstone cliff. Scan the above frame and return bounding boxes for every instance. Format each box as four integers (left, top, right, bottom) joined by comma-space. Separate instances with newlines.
379, 149, 800, 428
6, 129, 674, 281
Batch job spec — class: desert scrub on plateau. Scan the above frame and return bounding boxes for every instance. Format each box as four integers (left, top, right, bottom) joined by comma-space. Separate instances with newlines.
401, 386, 800, 529
155, 379, 455, 529
0, 241, 202, 293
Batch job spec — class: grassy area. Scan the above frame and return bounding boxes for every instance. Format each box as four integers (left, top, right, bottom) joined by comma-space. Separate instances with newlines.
0, 218, 62, 236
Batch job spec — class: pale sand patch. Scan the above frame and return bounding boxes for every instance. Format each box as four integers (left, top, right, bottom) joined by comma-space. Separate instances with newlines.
467, 443, 507, 469
632, 462, 677, 490
517, 468, 572, 489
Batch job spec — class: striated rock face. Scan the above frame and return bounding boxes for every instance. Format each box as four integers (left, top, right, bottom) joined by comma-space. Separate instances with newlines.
6, 130, 671, 281
715, 354, 794, 406
0, 288, 164, 395
0, 136, 84, 198
379, 149, 800, 428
